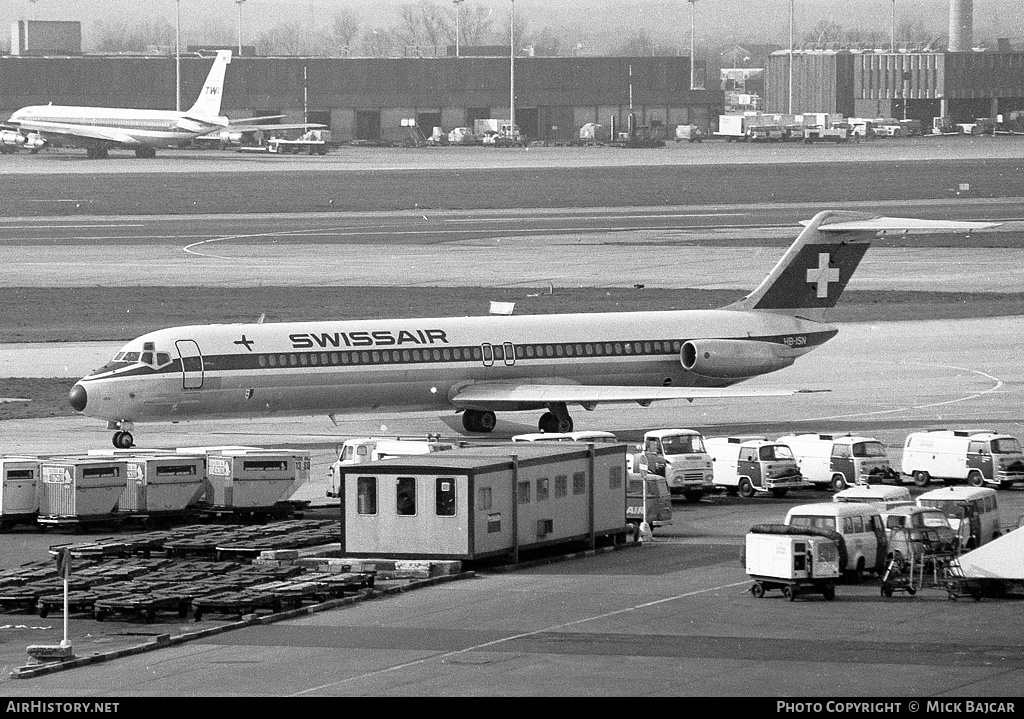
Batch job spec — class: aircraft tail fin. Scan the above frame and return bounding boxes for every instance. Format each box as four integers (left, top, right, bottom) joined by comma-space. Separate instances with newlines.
185, 50, 232, 119
725, 210, 1001, 320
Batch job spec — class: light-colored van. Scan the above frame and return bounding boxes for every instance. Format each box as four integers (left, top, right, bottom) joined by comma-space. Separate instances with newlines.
706, 436, 807, 498
916, 486, 1001, 549
778, 433, 897, 490
901, 429, 1024, 488
784, 502, 887, 580
833, 485, 913, 513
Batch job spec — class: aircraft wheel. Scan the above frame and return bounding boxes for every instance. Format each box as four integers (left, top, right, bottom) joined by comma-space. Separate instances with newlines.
113, 431, 134, 449
555, 416, 574, 433
538, 412, 558, 433
477, 411, 496, 432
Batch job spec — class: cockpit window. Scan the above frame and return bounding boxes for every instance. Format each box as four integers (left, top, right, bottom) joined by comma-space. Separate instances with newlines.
141, 352, 154, 365
157, 352, 171, 366
121, 352, 140, 362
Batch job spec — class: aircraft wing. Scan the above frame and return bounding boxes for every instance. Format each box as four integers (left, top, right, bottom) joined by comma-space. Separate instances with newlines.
450, 382, 827, 411
804, 216, 1002, 233
9, 120, 139, 146
225, 122, 327, 132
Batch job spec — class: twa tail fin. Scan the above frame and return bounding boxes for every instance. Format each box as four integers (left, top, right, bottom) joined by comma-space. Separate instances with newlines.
725, 210, 1001, 320
186, 50, 232, 118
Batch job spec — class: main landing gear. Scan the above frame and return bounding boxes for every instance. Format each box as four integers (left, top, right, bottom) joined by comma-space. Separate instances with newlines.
460, 403, 575, 434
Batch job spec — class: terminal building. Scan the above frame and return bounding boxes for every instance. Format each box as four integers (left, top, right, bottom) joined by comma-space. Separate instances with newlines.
0, 44, 719, 144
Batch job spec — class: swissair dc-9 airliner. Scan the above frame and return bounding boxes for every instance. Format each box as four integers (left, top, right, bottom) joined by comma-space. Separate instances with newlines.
3, 50, 232, 158
68, 211, 999, 448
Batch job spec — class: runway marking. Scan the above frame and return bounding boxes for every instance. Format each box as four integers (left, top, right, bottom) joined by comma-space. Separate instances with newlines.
803, 361, 1003, 422
289, 578, 750, 697
0, 224, 146, 230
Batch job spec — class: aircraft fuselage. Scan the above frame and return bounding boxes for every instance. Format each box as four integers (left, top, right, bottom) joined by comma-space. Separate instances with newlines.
70, 309, 835, 424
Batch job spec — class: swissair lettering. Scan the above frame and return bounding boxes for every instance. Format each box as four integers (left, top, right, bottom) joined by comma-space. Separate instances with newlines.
289, 329, 450, 349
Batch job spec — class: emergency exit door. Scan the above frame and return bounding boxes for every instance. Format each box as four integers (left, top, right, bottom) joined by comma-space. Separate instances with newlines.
175, 340, 204, 390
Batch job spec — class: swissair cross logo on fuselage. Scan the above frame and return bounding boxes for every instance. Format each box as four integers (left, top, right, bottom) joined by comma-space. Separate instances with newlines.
806, 252, 840, 299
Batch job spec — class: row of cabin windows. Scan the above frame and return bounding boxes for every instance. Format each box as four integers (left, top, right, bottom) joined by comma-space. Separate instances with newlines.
356, 477, 456, 517
255, 340, 685, 369
516, 468, 622, 504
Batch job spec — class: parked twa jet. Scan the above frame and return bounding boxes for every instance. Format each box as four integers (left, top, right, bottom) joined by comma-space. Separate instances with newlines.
2, 50, 232, 158
69, 211, 999, 448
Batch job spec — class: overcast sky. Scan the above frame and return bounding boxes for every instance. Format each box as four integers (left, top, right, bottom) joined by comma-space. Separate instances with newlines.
6, 1, 1024, 52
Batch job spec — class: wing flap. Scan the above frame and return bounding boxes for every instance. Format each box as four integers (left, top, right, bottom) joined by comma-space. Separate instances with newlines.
451, 382, 827, 410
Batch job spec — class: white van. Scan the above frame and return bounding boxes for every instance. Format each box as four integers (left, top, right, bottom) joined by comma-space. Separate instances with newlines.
901, 429, 1024, 488
784, 502, 887, 580
327, 437, 454, 498
705, 436, 807, 498
916, 486, 1001, 549
778, 433, 897, 490
833, 485, 913, 513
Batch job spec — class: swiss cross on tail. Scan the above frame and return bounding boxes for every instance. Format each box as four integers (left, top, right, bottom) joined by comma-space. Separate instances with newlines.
807, 252, 840, 298
724, 210, 1002, 320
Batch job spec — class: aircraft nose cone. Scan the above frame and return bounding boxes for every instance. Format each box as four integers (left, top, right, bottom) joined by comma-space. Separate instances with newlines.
68, 384, 88, 413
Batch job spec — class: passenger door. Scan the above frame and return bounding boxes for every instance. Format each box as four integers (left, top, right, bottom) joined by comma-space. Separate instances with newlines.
175, 340, 204, 390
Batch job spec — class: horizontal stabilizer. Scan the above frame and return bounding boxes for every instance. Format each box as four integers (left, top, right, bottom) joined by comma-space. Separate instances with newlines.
451, 382, 827, 411
804, 216, 1002, 233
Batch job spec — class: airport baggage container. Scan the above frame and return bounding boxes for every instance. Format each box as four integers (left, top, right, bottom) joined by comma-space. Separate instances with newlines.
39, 457, 126, 518
0, 457, 42, 526
203, 450, 301, 509
225, 448, 311, 501
119, 455, 206, 514
336, 443, 628, 560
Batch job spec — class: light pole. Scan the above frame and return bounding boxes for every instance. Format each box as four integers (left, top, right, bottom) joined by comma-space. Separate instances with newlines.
891, 0, 896, 51
175, 0, 181, 112
509, 0, 515, 138
453, 0, 464, 57
688, 0, 697, 91
236, 0, 246, 57
788, 0, 794, 115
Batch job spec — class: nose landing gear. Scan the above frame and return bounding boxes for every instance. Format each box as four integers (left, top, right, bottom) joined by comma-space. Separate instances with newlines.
112, 431, 135, 449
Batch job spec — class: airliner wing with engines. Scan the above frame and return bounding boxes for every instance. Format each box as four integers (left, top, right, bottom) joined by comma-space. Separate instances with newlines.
3, 50, 232, 158
67, 210, 1001, 448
